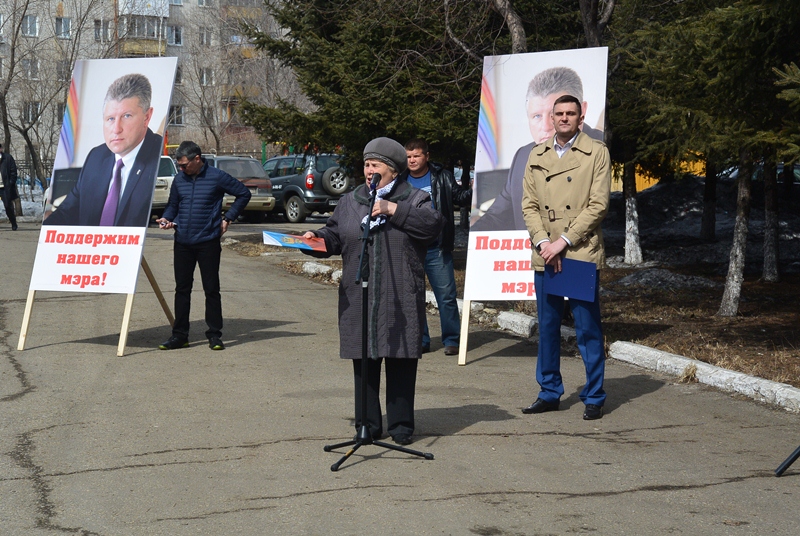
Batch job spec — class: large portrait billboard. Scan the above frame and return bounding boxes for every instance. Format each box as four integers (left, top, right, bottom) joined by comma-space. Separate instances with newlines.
464, 48, 608, 302
30, 57, 177, 294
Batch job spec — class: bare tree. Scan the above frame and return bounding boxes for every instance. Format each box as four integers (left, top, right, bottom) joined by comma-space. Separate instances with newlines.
579, 0, 615, 48
717, 150, 752, 317
168, 6, 292, 155
1, 0, 118, 188
486, 0, 526, 53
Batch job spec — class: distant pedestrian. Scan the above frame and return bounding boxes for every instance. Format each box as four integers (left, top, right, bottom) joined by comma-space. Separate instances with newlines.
453, 160, 464, 184
155, 141, 251, 351
405, 139, 472, 355
0, 143, 19, 230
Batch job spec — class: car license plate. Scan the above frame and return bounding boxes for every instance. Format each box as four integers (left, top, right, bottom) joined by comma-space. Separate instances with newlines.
329, 199, 338, 206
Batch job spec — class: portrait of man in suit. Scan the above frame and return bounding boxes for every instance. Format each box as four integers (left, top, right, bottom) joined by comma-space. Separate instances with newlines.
471, 67, 604, 232
44, 73, 163, 227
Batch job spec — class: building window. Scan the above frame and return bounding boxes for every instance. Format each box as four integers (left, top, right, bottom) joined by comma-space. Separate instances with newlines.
169, 105, 185, 125
167, 26, 182, 45
127, 16, 164, 39
94, 19, 111, 42
201, 105, 216, 124
199, 27, 212, 46
174, 66, 183, 85
199, 67, 214, 86
23, 101, 41, 124
56, 17, 71, 39
57, 103, 66, 122
21, 59, 39, 80
22, 15, 39, 37
57, 60, 72, 81
198, 0, 212, 6
170, 0, 183, 4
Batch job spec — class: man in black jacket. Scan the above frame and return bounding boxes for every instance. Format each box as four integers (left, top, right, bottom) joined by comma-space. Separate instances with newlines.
0, 143, 19, 230
405, 138, 472, 355
156, 141, 251, 351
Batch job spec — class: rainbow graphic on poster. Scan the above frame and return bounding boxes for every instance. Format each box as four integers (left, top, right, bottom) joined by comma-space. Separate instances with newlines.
477, 76, 498, 169
59, 78, 79, 165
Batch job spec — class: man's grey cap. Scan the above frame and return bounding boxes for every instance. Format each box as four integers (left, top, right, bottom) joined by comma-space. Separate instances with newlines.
363, 137, 407, 173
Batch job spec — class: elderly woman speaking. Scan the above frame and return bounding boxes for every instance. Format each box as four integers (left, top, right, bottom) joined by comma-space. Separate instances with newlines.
303, 137, 443, 446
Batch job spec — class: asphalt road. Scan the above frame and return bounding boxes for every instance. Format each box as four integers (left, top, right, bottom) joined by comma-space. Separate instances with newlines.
2, 220, 799, 535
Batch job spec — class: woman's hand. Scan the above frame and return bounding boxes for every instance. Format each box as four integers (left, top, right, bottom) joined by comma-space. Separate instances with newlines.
302, 231, 316, 239
372, 200, 397, 218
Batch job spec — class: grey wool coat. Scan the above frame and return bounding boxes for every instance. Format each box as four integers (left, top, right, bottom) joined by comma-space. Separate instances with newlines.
313, 178, 444, 360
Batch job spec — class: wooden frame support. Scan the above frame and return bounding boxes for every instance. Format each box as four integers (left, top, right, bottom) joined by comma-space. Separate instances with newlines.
457, 299, 470, 366
17, 290, 36, 351
141, 255, 174, 328
16, 255, 173, 356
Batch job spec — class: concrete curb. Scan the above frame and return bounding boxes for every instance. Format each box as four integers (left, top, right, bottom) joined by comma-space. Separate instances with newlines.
610, 341, 800, 413
304, 264, 800, 413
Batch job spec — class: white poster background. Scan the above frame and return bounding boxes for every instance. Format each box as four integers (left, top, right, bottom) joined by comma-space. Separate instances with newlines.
465, 48, 608, 302
30, 57, 176, 294
29, 227, 146, 293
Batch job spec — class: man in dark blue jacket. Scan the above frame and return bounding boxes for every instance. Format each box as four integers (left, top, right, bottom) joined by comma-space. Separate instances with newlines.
156, 141, 251, 351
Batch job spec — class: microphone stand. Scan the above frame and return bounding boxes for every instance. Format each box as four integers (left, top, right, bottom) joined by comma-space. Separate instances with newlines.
775, 445, 800, 477
324, 180, 434, 471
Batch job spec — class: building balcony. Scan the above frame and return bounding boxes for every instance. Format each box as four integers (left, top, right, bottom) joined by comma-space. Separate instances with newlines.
120, 38, 167, 57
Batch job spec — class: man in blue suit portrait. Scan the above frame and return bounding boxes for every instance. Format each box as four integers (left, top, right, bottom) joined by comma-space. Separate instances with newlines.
44, 73, 162, 227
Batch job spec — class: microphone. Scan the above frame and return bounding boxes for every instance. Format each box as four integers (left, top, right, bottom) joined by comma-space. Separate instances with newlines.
370, 173, 381, 194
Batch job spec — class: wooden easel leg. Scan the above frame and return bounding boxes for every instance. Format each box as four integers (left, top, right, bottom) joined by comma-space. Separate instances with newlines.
17, 290, 36, 351
117, 294, 135, 357
141, 255, 174, 327
458, 299, 470, 366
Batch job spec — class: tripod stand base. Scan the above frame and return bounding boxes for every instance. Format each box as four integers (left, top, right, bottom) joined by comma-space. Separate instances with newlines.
324, 427, 434, 471
775, 445, 800, 477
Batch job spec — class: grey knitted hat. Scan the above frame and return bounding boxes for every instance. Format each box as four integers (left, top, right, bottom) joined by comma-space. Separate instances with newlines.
363, 137, 407, 173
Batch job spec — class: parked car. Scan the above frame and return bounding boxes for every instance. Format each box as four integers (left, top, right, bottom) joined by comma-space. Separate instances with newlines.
150, 155, 178, 218
264, 153, 353, 223
203, 155, 276, 222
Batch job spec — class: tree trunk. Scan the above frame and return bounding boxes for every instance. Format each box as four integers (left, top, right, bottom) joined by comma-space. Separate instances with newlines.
579, 0, 616, 48
717, 152, 752, 317
488, 0, 527, 53
700, 159, 717, 241
623, 160, 642, 264
762, 159, 779, 282
781, 160, 795, 207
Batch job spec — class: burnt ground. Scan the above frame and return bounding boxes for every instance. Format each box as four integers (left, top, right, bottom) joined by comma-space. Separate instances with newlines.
228, 174, 800, 388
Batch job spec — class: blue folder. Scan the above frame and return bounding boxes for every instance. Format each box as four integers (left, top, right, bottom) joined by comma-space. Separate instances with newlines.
543, 258, 597, 302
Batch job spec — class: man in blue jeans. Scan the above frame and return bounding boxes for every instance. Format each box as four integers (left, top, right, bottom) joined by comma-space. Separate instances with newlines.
156, 141, 251, 351
405, 139, 472, 355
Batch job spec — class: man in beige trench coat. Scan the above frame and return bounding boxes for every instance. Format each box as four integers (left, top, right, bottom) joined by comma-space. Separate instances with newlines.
520, 94, 611, 421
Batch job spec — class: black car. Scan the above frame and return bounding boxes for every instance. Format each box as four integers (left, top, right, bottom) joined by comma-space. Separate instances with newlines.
264, 154, 353, 223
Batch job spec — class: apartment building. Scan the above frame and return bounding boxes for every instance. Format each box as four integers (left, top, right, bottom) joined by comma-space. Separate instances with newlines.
0, 0, 291, 177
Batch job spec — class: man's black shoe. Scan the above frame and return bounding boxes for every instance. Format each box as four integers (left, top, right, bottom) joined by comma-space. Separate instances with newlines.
583, 404, 603, 420
159, 336, 188, 350
392, 434, 413, 446
208, 337, 225, 350
521, 398, 560, 414
12, 223, 18, 231
422, 345, 431, 354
